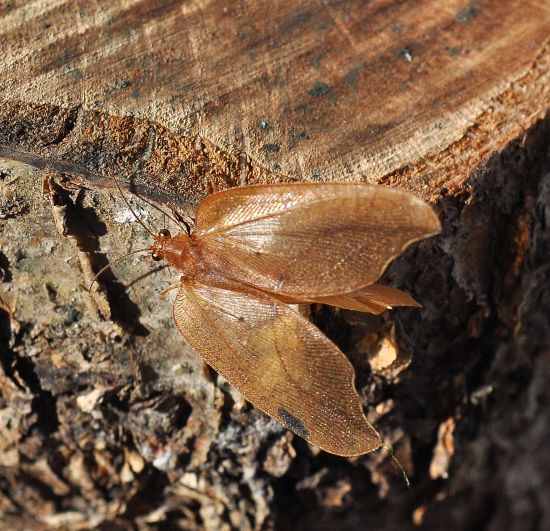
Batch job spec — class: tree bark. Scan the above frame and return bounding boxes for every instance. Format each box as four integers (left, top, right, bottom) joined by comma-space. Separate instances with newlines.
0, 1, 549, 529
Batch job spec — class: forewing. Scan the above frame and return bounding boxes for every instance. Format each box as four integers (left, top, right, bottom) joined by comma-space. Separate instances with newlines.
195, 183, 440, 297
172, 279, 382, 456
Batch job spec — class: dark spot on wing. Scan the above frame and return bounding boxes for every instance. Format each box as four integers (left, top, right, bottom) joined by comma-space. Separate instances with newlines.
278, 408, 309, 439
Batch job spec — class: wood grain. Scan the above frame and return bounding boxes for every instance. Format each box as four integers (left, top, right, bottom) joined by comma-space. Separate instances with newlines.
0, 0, 548, 206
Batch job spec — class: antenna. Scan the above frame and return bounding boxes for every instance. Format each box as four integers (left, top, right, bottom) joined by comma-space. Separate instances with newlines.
112, 172, 157, 237
88, 248, 149, 293
384, 443, 411, 489
129, 189, 190, 233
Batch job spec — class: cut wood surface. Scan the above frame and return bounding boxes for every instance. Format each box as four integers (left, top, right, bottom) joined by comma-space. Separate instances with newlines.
0, 1, 549, 530
0, 0, 548, 206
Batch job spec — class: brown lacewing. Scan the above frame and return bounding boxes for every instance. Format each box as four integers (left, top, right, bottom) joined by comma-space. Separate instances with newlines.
113, 183, 440, 456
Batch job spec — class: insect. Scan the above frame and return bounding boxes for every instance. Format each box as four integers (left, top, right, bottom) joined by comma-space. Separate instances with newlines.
109, 182, 440, 456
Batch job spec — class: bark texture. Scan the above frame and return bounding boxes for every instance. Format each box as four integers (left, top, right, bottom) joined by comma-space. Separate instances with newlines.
0, 1, 549, 529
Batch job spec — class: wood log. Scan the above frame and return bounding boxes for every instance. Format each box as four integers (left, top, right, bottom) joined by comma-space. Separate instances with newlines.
0, 1, 549, 529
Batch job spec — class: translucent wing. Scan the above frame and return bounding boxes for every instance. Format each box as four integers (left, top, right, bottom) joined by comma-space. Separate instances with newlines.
195, 183, 440, 298
172, 278, 382, 456
309, 284, 421, 314
272, 284, 420, 314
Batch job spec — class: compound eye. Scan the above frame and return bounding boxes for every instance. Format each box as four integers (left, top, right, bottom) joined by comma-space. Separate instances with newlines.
151, 252, 161, 262
159, 229, 171, 239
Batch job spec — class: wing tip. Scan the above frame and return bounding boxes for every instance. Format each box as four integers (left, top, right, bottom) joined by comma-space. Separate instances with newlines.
319, 431, 383, 457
